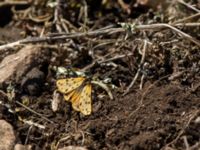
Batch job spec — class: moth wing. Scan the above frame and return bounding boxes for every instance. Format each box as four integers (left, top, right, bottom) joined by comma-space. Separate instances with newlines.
56, 77, 85, 94
64, 90, 76, 102
78, 84, 92, 115
70, 90, 82, 111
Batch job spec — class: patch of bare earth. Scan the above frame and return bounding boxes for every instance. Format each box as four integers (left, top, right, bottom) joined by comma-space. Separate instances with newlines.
77, 82, 200, 149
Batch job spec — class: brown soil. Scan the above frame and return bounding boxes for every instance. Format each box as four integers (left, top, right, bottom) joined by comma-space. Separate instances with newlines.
0, 1, 200, 150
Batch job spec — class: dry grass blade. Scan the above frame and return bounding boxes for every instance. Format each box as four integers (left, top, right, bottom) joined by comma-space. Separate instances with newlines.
124, 40, 148, 95
0, 23, 200, 50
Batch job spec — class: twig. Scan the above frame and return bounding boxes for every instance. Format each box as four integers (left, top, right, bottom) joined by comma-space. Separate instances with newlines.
124, 40, 147, 95
53, 0, 63, 32
18, 118, 45, 130
81, 52, 133, 71
25, 126, 33, 144
173, 12, 200, 24
190, 81, 200, 92
161, 23, 200, 47
168, 71, 186, 81
0, 40, 24, 51
48, 22, 200, 36
177, 0, 200, 13
56, 135, 71, 149
164, 109, 200, 148
91, 81, 113, 100
190, 142, 200, 150
136, 23, 200, 47
16, 101, 54, 124
98, 53, 133, 64
183, 136, 190, 150
174, 22, 200, 27
160, 39, 179, 45
0, 0, 29, 7
0, 23, 200, 51
60, 18, 70, 33
28, 13, 52, 23
82, 0, 88, 28
80, 130, 85, 145
60, 18, 79, 32
0, 91, 53, 125
139, 74, 145, 90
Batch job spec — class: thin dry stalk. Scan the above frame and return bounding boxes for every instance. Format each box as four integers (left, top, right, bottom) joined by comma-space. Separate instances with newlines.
16, 101, 54, 124
183, 136, 190, 150
164, 109, 200, 148
173, 12, 200, 24
124, 40, 148, 95
0, 0, 29, 7
0, 23, 200, 51
177, 0, 200, 13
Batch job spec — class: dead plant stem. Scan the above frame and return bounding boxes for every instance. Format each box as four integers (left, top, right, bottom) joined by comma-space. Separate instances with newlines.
177, 0, 200, 13
0, 0, 29, 7
16, 101, 54, 124
164, 109, 200, 148
172, 12, 200, 24
0, 23, 200, 51
124, 40, 147, 95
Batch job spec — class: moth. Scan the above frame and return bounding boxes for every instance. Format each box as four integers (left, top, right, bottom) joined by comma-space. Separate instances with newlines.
56, 77, 92, 115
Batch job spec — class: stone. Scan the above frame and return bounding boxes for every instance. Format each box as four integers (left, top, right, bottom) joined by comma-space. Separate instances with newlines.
0, 45, 49, 85
0, 120, 16, 150
14, 144, 32, 150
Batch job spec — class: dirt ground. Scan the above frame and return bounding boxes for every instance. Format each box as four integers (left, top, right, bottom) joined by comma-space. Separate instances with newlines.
0, 0, 200, 150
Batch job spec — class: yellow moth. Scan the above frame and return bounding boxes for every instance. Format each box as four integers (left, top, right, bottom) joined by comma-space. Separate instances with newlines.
56, 77, 92, 115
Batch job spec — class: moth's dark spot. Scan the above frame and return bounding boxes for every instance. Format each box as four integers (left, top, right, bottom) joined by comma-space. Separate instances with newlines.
85, 101, 90, 104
